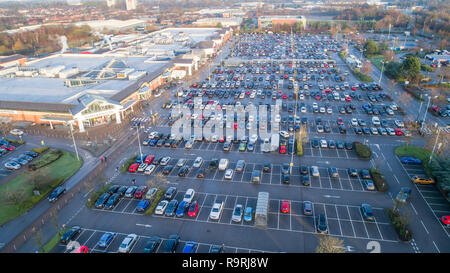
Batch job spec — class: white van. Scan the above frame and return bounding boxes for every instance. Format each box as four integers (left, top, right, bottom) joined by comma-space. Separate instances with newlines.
219, 158, 229, 171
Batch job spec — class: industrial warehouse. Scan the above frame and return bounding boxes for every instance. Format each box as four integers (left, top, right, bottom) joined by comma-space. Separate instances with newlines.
0, 27, 233, 132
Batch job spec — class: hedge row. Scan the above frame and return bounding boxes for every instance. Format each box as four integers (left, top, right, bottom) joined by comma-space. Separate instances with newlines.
86, 184, 112, 209
403, 86, 425, 102
354, 142, 372, 159
385, 208, 413, 241
145, 189, 165, 215
370, 168, 388, 192
28, 150, 63, 171
32, 147, 50, 154
121, 155, 138, 173
352, 69, 373, 82
6, 139, 25, 146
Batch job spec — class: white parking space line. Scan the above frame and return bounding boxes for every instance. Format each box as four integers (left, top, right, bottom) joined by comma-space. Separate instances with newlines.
346, 206, 356, 237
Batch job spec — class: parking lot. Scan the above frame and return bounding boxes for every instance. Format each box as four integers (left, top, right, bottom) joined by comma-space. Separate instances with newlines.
55, 33, 450, 254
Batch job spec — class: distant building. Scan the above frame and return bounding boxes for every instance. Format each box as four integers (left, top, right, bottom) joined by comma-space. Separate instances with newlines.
0, 55, 27, 68
106, 0, 116, 7
258, 16, 306, 30
192, 17, 243, 28
126, 0, 137, 10
74, 19, 146, 32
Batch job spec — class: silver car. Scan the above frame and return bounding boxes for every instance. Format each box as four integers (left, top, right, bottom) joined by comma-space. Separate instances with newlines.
118, 234, 138, 253
231, 204, 243, 222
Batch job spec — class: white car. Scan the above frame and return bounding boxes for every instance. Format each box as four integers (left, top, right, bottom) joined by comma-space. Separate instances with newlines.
118, 234, 138, 253
351, 118, 358, 126
231, 204, 243, 222
394, 120, 404, 128
311, 166, 320, 177
144, 164, 156, 175
137, 163, 148, 172
279, 131, 289, 138
372, 117, 380, 126
193, 157, 203, 168
327, 108, 333, 114
177, 158, 186, 167
211, 135, 218, 143
249, 134, 258, 143
224, 169, 234, 180
319, 107, 326, 113
387, 128, 396, 136
155, 200, 169, 215
4, 162, 21, 170
160, 156, 171, 166
10, 129, 23, 136
209, 201, 224, 220
320, 139, 328, 148
301, 106, 307, 113
149, 132, 158, 139
183, 189, 195, 203
145, 187, 158, 200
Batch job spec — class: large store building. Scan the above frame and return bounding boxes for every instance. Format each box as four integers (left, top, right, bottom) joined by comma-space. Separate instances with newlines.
258, 16, 306, 30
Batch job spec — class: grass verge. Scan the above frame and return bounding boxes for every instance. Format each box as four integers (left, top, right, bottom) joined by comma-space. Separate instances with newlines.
145, 189, 165, 215
86, 184, 112, 209
40, 228, 68, 253
394, 145, 431, 176
370, 168, 388, 192
0, 150, 82, 226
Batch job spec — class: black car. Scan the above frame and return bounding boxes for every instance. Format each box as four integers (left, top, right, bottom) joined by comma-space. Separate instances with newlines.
302, 175, 310, 186
143, 236, 162, 253
209, 158, 219, 170
162, 165, 174, 175
300, 166, 308, 175
282, 174, 290, 184
209, 244, 224, 253
105, 193, 120, 209
163, 234, 180, 253
360, 169, 371, 179
197, 168, 206, 178
117, 186, 128, 197
345, 142, 353, 150
164, 187, 177, 200
25, 151, 39, 158
263, 163, 271, 173
95, 193, 111, 209
178, 166, 189, 177
48, 186, 66, 202
316, 214, 328, 234
347, 168, 358, 177
107, 185, 120, 194
60, 226, 81, 244
165, 199, 178, 216
311, 139, 319, 148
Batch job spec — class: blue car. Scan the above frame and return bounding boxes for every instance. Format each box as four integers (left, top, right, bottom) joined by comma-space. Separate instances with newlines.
136, 200, 149, 212
176, 201, 190, 217
243, 206, 253, 222
401, 157, 422, 165
182, 241, 198, 253
98, 232, 115, 248
136, 154, 146, 164
149, 139, 158, 146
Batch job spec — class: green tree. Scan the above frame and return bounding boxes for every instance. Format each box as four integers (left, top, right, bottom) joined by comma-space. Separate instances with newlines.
401, 55, 421, 82
216, 22, 223, 28
364, 39, 379, 57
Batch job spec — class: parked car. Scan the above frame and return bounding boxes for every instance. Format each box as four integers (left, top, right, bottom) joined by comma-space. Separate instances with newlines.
401, 157, 422, 165
231, 204, 243, 222
143, 236, 161, 253
316, 214, 328, 234
97, 232, 115, 248
163, 234, 180, 253
118, 234, 138, 253
136, 200, 149, 212
95, 192, 111, 208
182, 241, 198, 253
303, 201, 313, 215
243, 206, 253, 222
209, 201, 224, 220
105, 193, 120, 209
164, 187, 177, 199
360, 204, 375, 221
187, 201, 199, 217
395, 187, 411, 203
60, 226, 81, 244
280, 200, 290, 214
165, 199, 179, 216
154, 200, 169, 215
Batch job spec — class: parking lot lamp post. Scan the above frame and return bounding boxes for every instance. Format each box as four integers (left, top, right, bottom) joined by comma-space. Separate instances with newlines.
420, 95, 431, 132
69, 122, 80, 161
378, 60, 385, 85
136, 126, 143, 160
428, 127, 441, 165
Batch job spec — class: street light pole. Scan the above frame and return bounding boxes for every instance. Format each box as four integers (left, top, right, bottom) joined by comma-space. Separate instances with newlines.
420, 95, 431, 131
136, 126, 143, 160
429, 127, 441, 165
69, 122, 80, 161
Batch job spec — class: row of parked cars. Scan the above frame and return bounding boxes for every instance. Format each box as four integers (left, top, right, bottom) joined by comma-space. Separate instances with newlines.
60, 226, 224, 253
95, 185, 158, 212
4, 148, 39, 170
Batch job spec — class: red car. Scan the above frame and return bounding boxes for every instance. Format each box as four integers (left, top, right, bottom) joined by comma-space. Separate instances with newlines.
284, 75, 288, 79
218, 136, 225, 143
441, 216, 450, 226
282, 94, 287, 99
281, 200, 290, 214
134, 186, 148, 198
336, 117, 344, 125
188, 201, 199, 217
395, 128, 403, 136
73, 245, 89, 253
233, 123, 238, 129
128, 163, 139, 172
345, 96, 351, 102
279, 145, 286, 154
351, 86, 357, 91
1, 145, 15, 151
144, 155, 155, 164
315, 94, 321, 100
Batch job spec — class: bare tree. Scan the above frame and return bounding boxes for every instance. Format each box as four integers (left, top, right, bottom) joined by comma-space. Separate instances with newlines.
146, 173, 168, 190
5, 188, 27, 210
50, 213, 63, 236
33, 228, 44, 252
315, 235, 346, 253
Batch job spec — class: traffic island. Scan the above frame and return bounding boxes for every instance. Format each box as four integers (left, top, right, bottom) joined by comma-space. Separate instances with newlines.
385, 208, 413, 242
369, 168, 388, 192
354, 142, 372, 159
121, 155, 138, 173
